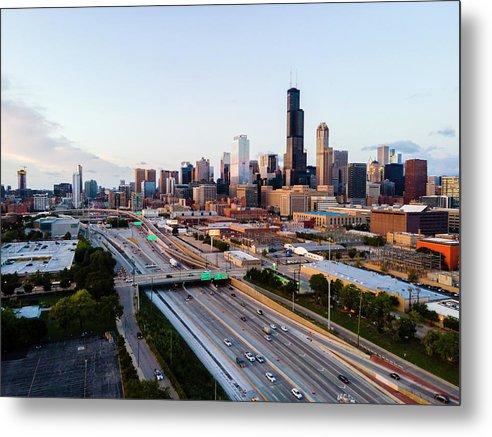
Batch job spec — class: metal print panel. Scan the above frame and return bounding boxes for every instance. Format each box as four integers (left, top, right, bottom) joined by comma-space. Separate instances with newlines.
0, 0, 460, 405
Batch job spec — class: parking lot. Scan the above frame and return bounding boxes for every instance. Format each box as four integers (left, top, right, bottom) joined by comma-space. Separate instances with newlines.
1, 335, 122, 399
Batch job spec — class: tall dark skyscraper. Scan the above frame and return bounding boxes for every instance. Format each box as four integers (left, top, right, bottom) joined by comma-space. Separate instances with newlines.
283, 87, 307, 186
17, 169, 27, 191
404, 159, 427, 204
384, 163, 404, 196
346, 163, 367, 203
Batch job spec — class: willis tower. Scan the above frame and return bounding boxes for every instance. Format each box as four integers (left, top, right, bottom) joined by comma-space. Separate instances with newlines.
283, 87, 307, 186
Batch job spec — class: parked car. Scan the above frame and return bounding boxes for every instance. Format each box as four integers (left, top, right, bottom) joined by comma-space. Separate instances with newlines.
154, 369, 164, 381
136, 332, 143, 340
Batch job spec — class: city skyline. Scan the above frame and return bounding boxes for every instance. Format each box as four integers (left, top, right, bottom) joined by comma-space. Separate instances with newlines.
1, 2, 459, 189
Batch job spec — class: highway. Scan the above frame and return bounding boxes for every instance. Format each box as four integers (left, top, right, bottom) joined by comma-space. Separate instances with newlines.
89, 220, 459, 404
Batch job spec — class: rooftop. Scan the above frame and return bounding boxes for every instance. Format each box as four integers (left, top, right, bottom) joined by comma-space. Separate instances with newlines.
225, 250, 259, 261
419, 238, 460, 246
298, 211, 348, 217
426, 299, 460, 319
1, 240, 78, 276
307, 260, 447, 302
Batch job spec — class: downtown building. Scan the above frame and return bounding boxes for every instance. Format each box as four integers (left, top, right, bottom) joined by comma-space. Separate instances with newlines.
283, 87, 307, 186
230, 135, 250, 198
404, 159, 427, 204
315, 122, 333, 187
346, 163, 367, 204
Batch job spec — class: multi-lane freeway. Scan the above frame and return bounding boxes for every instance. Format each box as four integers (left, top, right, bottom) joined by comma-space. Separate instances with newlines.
86, 219, 459, 404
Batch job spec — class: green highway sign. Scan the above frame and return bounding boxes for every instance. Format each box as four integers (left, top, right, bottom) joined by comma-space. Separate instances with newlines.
213, 273, 229, 280
133, 221, 142, 226
136, 211, 142, 215
201, 271, 211, 281
147, 235, 158, 241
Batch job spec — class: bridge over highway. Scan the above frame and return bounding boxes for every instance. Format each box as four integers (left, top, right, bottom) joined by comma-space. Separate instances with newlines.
135, 270, 230, 287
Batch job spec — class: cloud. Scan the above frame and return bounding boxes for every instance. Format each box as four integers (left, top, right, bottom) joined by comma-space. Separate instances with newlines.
406, 92, 431, 100
1, 93, 132, 188
430, 128, 456, 138
361, 140, 422, 154
135, 161, 148, 165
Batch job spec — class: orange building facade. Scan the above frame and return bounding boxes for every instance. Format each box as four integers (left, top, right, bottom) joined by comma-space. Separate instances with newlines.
416, 238, 460, 271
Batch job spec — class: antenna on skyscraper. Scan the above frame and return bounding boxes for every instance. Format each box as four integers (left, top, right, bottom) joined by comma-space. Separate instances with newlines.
290, 69, 292, 87
295, 70, 298, 88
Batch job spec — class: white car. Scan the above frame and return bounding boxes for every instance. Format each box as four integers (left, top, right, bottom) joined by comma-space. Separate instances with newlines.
291, 388, 303, 400
265, 372, 277, 383
270, 324, 277, 330
224, 339, 232, 347
280, 325, 288, 332
264, 335, 272, 342
154, 369, 164, 381
255, 355, 265, 363
244, 352, 256, 362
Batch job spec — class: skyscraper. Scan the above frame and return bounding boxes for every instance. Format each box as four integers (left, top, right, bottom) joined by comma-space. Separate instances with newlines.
384, 163, 404, 196
17, 169, 27, 191
220, 152, 231, 183
84, 179, 98, 199
230, 134, 250, 197
72, 166, 83, 208
283, 87, 307, 186
377, 145, 390, 166
134, 168, 146, 193
145, 169, 156, 184
346, 163, 367, 203
315, 122, 332, 187
180, 162, 193, 185
367, 160, 383, 183
332, 150, 348, 196
404, 159, 427, 204
259, 154, 279, 179
194, 157, 211, 183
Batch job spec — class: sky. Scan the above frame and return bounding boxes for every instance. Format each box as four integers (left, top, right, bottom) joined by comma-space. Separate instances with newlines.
1, 1, 459, 189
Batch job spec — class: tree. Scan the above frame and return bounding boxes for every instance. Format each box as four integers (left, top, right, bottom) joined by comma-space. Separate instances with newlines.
172, 227, 179, 236
339, 284, 360, 311
366, 292, 395, 332
42, 272, 52, 291
23, 281, 33, 293
309, 274, 328, 303
407, 268, 418, 283
435, 331, 459, 363
422, 330, 440, 357
380, 262, 389, 273
97, 294, 123, 326
63, 231, 72, 240
443, 316, 459, 331
50, 289, 97, 332
348, 248, 357, 259
335, 251, 342, 260
1, 273, 20, 296
262, 249, 268, 257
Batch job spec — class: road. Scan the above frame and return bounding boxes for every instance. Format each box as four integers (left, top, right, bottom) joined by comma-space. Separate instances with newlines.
92, 222, 459, 404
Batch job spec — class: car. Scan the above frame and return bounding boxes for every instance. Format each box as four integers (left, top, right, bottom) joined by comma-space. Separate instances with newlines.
264, 335, 272, 341
389, 372, 401, 380
185, 294, 193, 302
210, 291, 214, 296
434, 394, 450, 404
250, 396, 260, 402
291, 388, 303, 400
154, 369, 164, 381
231, 293, 236, 297
224, 339, 232, 347
338, 375, 350, 384
125, 278, 133, 283
240, 316, 247, 322
265, 372, 277, 383
236, 357, 246, 368
136, 332, 143, 340
244, 352, 255, 362
229, 287, 234, 290
270, 324, 277, 330
280, 325, 288, 332
166, 274, 172, 278
255, 355, 265, 363
256, 309, 264, 316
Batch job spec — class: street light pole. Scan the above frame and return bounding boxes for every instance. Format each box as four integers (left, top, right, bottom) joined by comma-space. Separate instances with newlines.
356, 287, 363, 348
137, 337, 140, 367
327, 238, 332, 331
